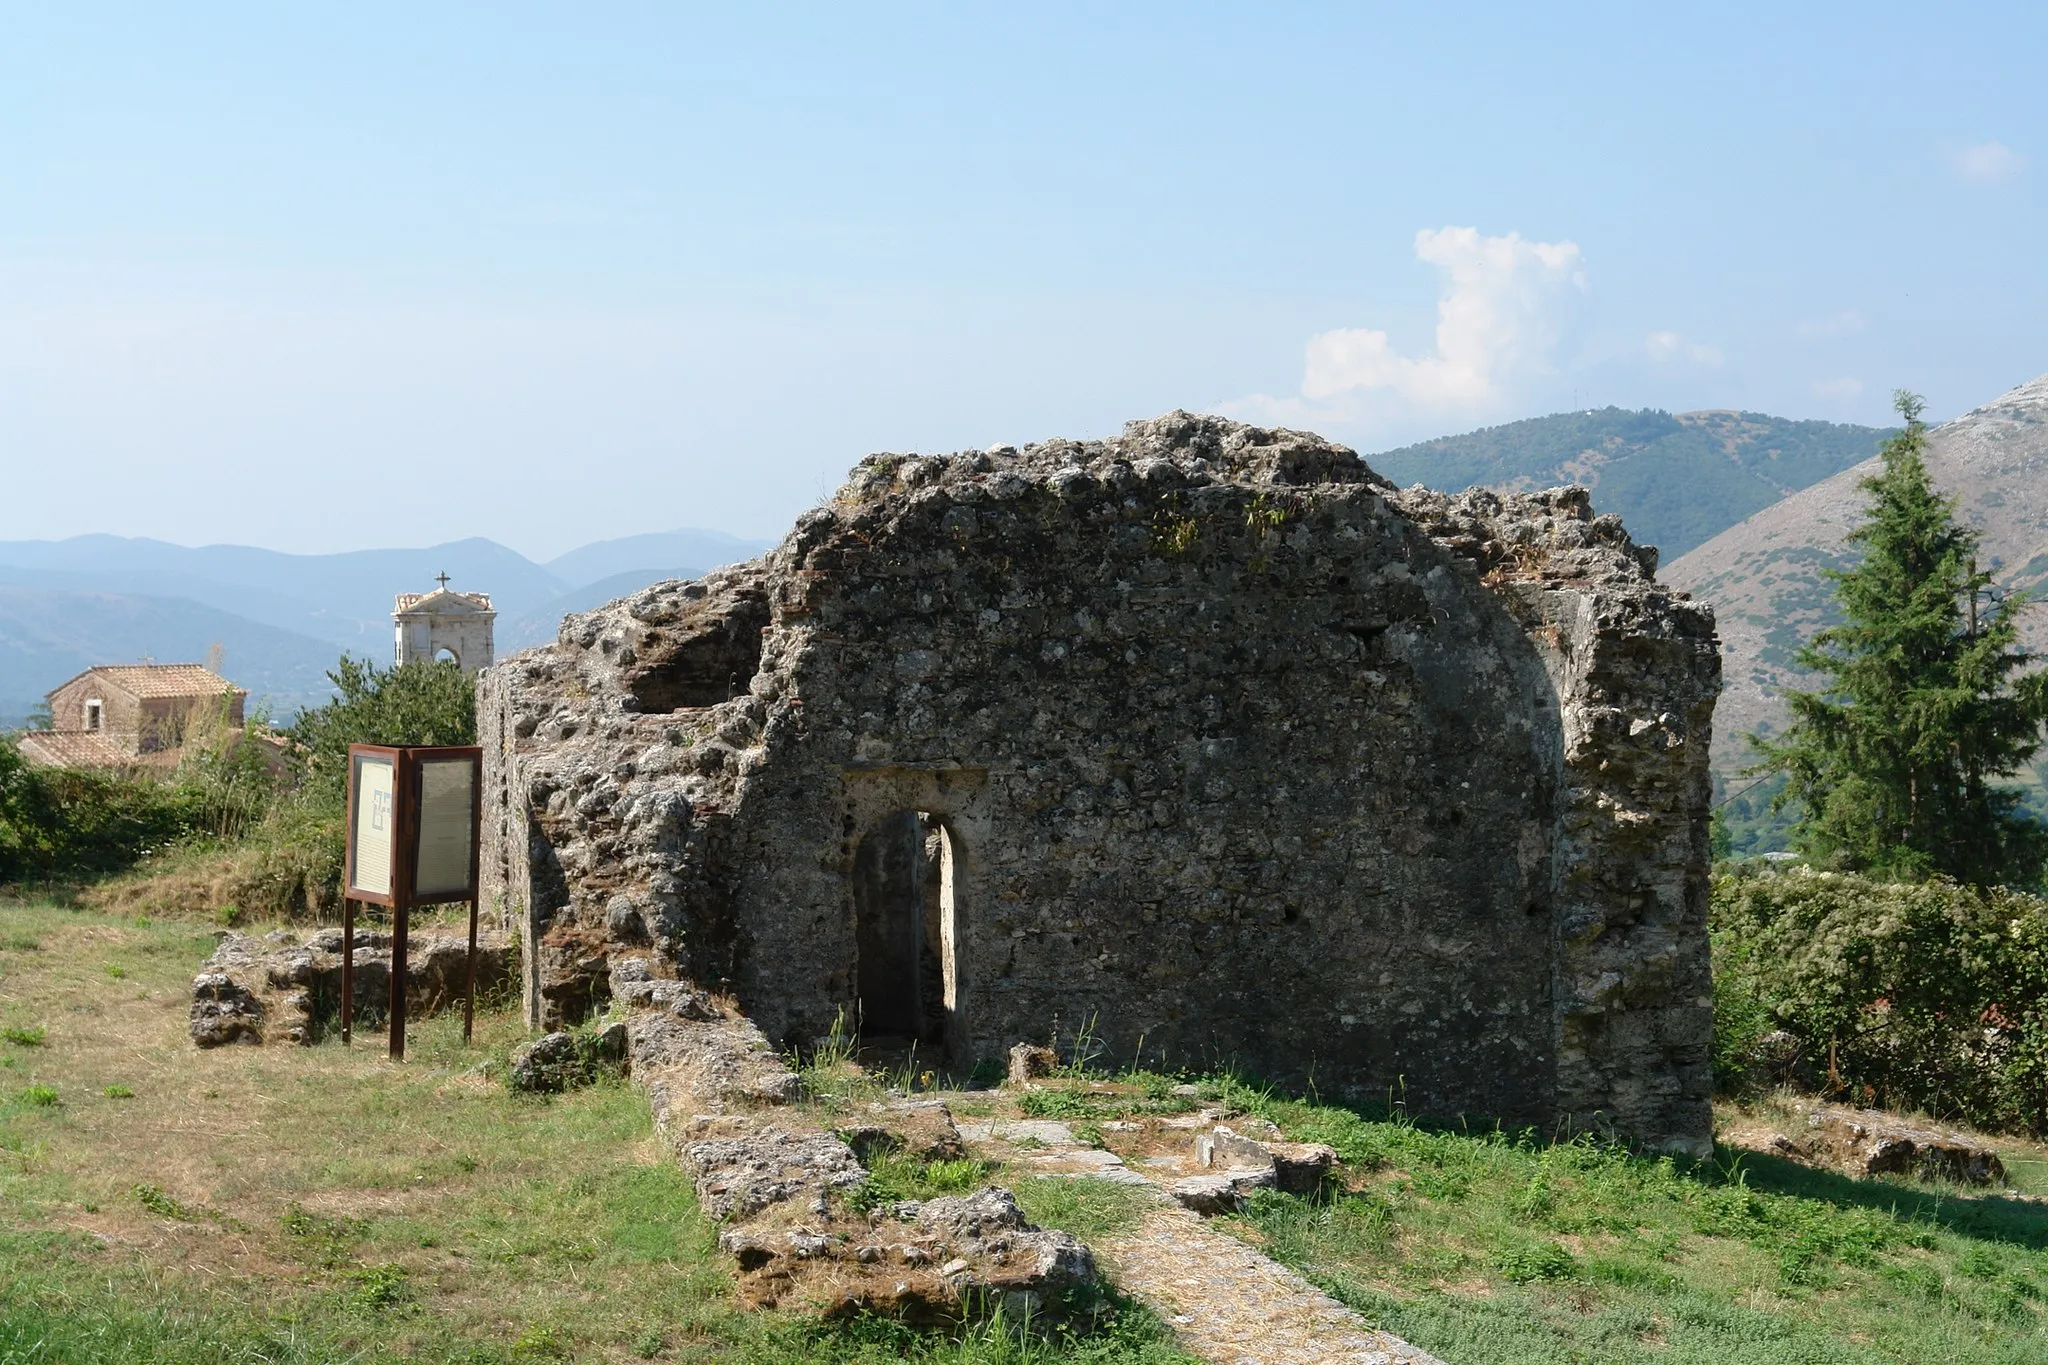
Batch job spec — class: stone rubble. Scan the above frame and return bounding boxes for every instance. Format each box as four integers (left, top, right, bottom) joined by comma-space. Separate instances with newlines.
1727, 1104, 2009, 1186
188, 928, 513, 1048
613, 960, 1101, 1318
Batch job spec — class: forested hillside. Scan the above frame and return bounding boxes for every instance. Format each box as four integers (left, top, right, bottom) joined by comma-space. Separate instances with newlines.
1369, 408, 1889, 559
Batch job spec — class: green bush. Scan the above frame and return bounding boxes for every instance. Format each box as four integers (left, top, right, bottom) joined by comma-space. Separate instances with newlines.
0, 742, 210, 884
286, 656, 474, 802
1712, 863, 2048, 1135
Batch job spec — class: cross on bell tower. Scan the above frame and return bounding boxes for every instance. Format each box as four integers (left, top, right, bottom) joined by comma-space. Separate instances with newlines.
435, 571, 451, 590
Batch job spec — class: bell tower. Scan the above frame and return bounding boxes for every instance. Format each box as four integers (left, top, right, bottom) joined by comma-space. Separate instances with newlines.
393, 574, 496, 675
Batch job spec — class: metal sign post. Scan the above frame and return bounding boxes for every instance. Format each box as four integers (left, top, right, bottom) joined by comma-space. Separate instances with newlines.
343, 744, 483, 1059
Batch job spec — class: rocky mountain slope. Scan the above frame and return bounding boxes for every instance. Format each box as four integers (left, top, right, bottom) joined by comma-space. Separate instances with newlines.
1665, 372, 2048, 772
1370, 407, 1888, 560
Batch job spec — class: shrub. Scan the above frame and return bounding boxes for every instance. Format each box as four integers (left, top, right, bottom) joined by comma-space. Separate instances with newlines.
287, 656, 474, 803
0, 742, 210, 884
1712, 863, 2048, 1135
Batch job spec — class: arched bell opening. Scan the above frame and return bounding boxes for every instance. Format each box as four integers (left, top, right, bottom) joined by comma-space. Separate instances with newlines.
851, 809, 960, 1055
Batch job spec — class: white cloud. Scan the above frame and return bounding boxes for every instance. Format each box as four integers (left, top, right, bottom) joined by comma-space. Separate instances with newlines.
1644, 329, 1724, 367
1951, 141, 2025, 183
1797, 309, 1867, 340
1296, 227, 1587, 411
1812, 376, 1864, 401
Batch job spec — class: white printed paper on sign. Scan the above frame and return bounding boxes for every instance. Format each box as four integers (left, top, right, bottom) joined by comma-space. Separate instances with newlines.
349, 753, 396, 897
414, 756, 476, 898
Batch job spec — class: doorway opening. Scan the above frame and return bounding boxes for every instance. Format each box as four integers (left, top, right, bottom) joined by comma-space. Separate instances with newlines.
852, 810, 959, 1053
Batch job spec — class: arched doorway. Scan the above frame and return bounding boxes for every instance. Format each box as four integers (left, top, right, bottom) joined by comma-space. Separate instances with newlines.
852, 810, 959, 1051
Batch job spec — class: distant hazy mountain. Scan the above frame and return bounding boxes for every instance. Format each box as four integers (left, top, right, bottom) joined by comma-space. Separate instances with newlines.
544, 529, 767, 588
1666, 372, 2048, 772
0, 585, 340, 726
0, 527, 771, 724
502, 564, 769, 651
502, 528, 776, 650
0, 535, 567, 652
1369, 408, 1891, 560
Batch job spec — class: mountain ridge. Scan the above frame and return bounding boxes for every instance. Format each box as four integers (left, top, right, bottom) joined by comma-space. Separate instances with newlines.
1368, 407, 1891, 559
1665, 371, 2048, 772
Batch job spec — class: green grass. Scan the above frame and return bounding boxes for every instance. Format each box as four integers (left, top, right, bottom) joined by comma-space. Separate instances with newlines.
1214, 1093, 2048, 1364
0, 898, 1189, 1364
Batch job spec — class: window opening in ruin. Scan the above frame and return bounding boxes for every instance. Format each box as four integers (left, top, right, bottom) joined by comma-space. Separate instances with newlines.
852, 809, 958, 1052
84, 699, 102, 732
434, 646, 460, 667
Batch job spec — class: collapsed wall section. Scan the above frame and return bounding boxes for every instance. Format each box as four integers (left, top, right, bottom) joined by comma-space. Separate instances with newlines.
479, 412, 1719, 1153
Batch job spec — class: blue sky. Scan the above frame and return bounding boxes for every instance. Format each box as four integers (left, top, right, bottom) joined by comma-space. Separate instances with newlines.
4, 3, 2043, 558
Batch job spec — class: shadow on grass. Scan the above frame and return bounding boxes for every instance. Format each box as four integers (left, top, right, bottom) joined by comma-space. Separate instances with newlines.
1228, 1067, 2048, 1254
1717, 1144, 2048, 1250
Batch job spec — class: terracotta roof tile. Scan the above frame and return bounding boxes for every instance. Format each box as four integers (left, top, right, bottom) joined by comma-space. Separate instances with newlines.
15, 730, 132, 768
65, 664, 244, 700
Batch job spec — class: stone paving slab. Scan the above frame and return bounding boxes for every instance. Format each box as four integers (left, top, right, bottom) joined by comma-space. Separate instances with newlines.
957, 1106, 1448, 1364
1096, 1199, 1448, 1365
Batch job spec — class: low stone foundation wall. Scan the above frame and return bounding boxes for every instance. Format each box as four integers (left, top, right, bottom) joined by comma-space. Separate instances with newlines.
614, 955, 1096, 1320
189, 928, 515, 1048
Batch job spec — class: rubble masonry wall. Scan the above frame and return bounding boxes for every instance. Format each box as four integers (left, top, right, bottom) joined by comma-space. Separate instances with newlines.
478, 413, 1719, 1153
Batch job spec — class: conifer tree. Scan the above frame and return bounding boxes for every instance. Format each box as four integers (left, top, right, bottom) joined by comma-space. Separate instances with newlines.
1752, 390, 2048, 886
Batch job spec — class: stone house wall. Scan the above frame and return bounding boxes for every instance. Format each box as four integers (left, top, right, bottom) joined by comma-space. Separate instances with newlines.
478, 414, 1720, 1153
45, 670, 246, 754
47, 674, 144, 745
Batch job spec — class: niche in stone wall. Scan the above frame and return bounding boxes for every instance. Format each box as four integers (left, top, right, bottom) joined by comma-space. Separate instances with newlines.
852, 810, 958, 1051
621, 590, 771, 712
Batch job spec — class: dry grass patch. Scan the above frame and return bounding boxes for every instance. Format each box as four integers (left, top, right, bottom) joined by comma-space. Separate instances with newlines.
0, 899, 1193, 1364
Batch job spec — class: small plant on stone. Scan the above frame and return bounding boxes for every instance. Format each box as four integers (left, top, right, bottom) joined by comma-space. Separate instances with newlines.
1152, 507, 1201, 557
102, 1084, 134, 1099
2, 1025, 47, 1047
13, 1084, 59, 1107
845, 1152, 992, 1212
1050, 1012, 1106, 1079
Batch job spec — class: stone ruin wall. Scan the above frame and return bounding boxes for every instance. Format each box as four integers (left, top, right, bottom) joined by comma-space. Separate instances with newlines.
478, 413, 1721, 1154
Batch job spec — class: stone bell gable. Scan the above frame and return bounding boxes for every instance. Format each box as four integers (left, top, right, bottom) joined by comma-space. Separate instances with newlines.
394, 581, 496, 675
478, 412, 1721, 1155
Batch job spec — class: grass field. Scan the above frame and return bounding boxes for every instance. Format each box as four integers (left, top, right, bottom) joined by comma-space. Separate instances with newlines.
0, 899, 1188, 1364
10, 895, 2048, 1364
1210, 1088, 2048, 1363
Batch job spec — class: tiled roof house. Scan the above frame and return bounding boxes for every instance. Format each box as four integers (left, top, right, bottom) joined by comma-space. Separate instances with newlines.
16, 663, 246, 769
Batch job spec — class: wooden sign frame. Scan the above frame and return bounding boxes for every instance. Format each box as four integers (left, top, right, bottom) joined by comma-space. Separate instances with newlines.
341, 744, 485, 1058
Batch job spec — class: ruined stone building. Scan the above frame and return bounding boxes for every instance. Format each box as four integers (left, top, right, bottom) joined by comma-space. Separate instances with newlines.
394, 577, 496, 674
18, 663, 246, 768
480, 414, 1721, 1154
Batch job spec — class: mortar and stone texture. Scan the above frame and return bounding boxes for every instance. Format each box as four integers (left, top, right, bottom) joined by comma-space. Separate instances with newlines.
478, 411, 1722, 1155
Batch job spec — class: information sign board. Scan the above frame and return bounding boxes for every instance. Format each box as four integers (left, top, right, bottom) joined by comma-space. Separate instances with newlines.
346, 748, 398, 901
412, 753, 480, 902
341, 744, 485, 1058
